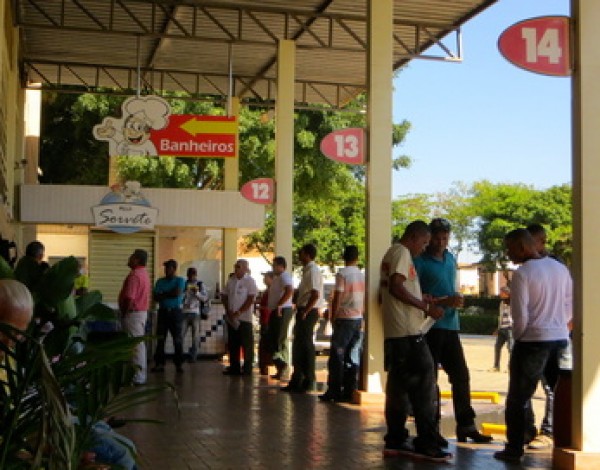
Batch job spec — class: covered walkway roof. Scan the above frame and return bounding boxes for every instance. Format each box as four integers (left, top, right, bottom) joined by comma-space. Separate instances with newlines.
14, 0, 497, 109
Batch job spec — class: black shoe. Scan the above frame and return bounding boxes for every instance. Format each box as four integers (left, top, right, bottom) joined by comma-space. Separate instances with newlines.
456, 426, 493, 443
436, 433, 449, 448
493, 449, 523, 463
222, 367, 242, 376
382, 441, 415, 458
151, 365, 165, 372
413, 448, 452, 463
318, 392, 339, 402
281, 383, 302, 392
301, 379, 317, 392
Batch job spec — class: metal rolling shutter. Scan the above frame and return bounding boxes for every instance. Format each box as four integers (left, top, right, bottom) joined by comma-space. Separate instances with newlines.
89, 231, 155, 304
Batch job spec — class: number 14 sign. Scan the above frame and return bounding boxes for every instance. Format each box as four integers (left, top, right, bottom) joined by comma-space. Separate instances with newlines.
498, 16, 571, 76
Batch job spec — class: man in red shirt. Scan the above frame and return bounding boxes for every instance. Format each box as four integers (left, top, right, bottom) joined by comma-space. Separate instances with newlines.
118, 249, 151, 385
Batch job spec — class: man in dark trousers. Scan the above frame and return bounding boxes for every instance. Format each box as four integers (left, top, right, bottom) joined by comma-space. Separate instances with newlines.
281, 243, 324, 393
379, 221, 451, 463
494, 229, 572, 463
152, 259, 186, 373
414, 218, 492, 444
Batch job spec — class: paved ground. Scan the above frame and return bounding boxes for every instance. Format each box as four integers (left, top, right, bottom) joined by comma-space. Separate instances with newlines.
119, 335, 552, 469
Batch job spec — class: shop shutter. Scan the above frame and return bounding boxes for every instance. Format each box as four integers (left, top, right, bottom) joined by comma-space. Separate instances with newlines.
89, 230, 155, 304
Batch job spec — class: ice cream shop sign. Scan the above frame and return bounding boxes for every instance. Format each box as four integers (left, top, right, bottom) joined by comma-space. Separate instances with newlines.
92, 182, 158, 233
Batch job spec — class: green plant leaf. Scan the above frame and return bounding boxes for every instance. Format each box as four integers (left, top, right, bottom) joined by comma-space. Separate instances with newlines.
0, 257, 14, 279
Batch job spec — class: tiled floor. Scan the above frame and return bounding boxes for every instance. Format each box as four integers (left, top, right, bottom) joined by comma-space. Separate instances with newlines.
121, 336, 553, 469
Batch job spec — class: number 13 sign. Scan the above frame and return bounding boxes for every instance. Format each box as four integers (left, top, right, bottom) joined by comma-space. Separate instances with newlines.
240, 178, 274, 205
498, 16, 571, 76
320, 128, 365, 165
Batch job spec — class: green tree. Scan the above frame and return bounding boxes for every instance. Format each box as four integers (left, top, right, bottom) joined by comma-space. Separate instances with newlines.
433, 182, 474, 258
391, 193, 433, 241
469, 181, 572, 269
40, 92, 116, 184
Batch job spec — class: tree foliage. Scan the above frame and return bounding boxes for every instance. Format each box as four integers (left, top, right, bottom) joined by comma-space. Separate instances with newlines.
468, 181, 572, 269
389, 181, 572, 269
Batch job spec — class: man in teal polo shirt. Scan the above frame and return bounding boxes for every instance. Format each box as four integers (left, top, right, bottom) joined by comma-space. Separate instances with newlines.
414, 218, 491, 444
152, 259, 186, 373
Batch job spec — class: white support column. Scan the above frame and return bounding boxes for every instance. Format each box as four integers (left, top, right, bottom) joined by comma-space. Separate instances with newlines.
274, 40, 295, 266
555, 1, 600, 468
20, 88, 42, 248
362, 0, 393, 395
223, 97, 240, 285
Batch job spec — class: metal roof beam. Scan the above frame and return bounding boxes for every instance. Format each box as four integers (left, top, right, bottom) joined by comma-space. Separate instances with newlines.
15, 0, 456, 52
23, 60, 364, 112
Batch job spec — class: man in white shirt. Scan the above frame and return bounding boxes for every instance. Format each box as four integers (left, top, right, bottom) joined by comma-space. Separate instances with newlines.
281, 244, 324, 393
221, 259, 258, 375
494, 229, 572, 463
267, 256, 295, 380
320, 245, 365, 403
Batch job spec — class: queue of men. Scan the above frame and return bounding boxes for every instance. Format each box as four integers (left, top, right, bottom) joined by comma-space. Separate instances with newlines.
5, 219, 572, 466
124, 219, 570, 465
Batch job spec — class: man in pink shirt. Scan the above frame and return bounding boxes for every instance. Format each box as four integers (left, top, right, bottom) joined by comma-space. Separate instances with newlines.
118, 249, 151, 385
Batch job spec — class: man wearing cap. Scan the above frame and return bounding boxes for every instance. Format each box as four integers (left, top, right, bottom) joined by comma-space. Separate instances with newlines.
414, 218, 491, 444
152, 259, 186, 373
118, 249, 151, 385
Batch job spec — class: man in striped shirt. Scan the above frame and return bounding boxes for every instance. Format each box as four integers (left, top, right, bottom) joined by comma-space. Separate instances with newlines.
320, 245, 365, 403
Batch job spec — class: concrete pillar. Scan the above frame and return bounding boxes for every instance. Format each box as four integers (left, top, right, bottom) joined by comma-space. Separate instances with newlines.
555, 1, 600, 468
362, 0, 393, 395
20, 88, 42, 250
223, 97, 240, 284
274, 40, 295, 266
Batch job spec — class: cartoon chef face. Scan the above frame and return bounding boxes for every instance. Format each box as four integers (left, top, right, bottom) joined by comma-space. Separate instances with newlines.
123, 113, 152, 147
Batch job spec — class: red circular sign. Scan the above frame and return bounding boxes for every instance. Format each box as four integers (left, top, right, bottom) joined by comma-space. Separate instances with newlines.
320, 128, 365, 165
498, 16, 571, 77
240, 178, 274, 205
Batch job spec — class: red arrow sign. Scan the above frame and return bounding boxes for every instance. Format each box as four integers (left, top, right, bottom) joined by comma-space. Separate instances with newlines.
240, 178, 274, 205
320, 128, 365, 165
150, 115, 238, 157
498, 16, 571, 76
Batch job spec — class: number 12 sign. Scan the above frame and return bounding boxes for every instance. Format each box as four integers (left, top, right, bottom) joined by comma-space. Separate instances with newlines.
240, 178, 274, 205
498, 16, 571, 76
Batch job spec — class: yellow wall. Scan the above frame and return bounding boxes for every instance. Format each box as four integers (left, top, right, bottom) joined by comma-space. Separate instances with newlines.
37, 233, 89, 263
0, 1, 24, 242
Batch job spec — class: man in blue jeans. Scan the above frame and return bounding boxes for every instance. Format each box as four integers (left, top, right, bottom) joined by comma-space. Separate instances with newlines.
152, 259, 186, 373
320, 245, 365, 403
494, 229, 572, 463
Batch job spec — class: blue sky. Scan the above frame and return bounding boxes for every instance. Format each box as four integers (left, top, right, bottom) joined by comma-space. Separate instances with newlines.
392, 0, 570, 197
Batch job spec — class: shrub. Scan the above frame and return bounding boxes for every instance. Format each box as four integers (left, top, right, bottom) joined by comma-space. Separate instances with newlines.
459, 310, 498, 335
